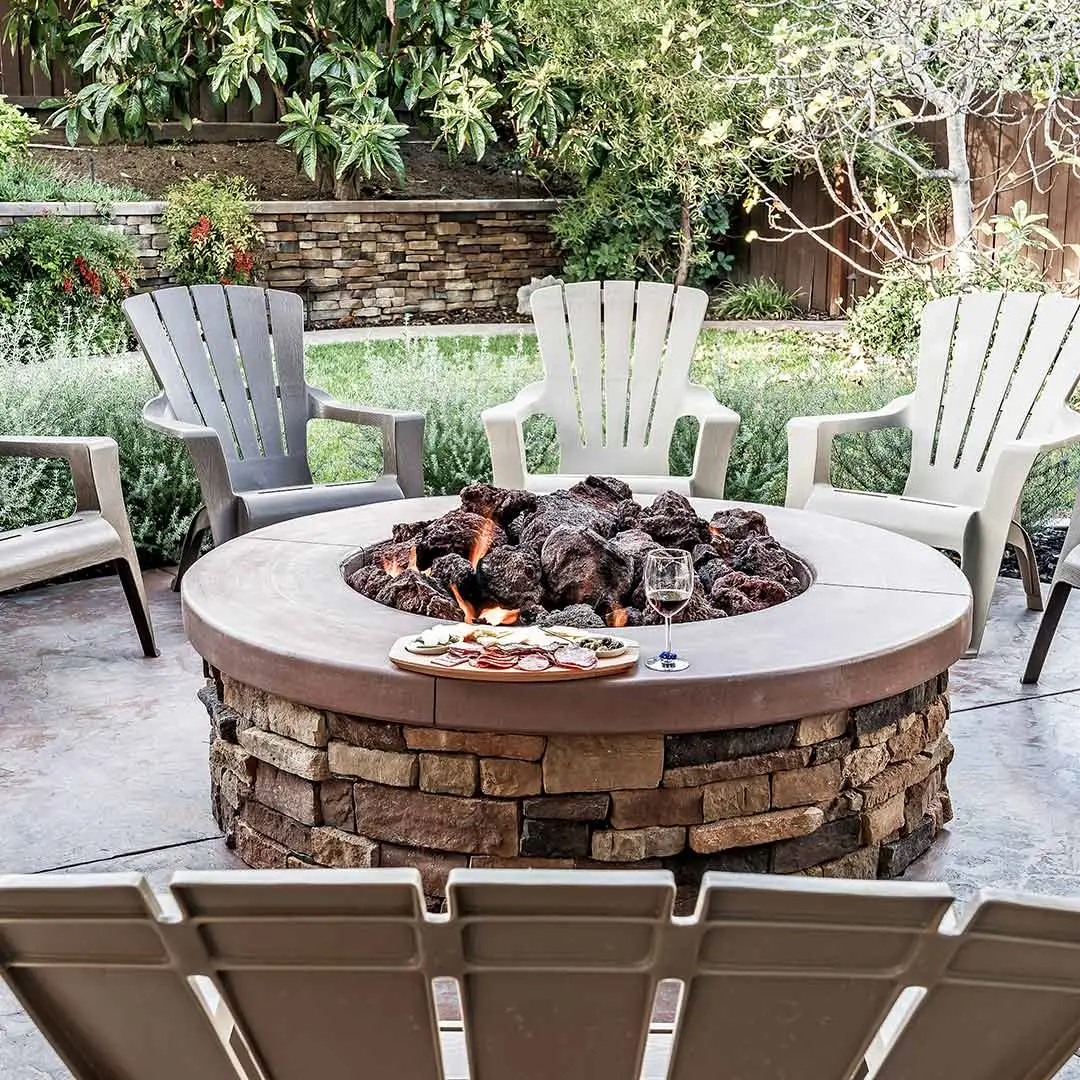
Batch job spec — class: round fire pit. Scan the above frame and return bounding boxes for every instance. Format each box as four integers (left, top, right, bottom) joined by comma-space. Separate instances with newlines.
184, 497, 970, 901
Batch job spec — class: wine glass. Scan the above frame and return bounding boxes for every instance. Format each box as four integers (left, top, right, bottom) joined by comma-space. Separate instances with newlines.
644, 548, 693, 672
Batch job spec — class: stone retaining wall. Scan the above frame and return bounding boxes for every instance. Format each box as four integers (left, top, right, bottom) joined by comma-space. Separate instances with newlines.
202, 669, 953, 907
0, 198, 560, 324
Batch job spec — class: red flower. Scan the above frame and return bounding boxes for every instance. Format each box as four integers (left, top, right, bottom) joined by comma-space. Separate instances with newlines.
117, 269, 133, 291
61, 276, 73, 294
190, 214, 212, 243
232, 249, 254, 274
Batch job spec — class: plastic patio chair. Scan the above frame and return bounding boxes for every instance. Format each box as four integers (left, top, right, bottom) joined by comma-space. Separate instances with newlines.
786, 291, 1080, 655
1023, 487, 1080, 682
7, 868, 1080, 1080
0, 436, 157, 657
124, 285, 425, 589
483, 280, 740, 497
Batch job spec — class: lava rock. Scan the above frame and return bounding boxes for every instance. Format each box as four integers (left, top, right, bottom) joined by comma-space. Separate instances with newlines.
568, 475, 634, 507
692, 542, 722, 567
479, 545, 543, 608
362, 540, 415, 574
709, 508, 770, 543
374, 570, 462, 621
428, 553, 474, 593
541, 525, 635, 608
459, 483, 538, 527
642, 578, 724, 624
708, 571, 789, 615
416, 510, 507, 564
696, 558, 734, 594
732, 535, 801, 590
514, 493, 618, 550
613, 499, 643, 531
638, 491, 711, 549
391, 520, 430, 544
346, 563, 392, 597
538, 604, 606, 629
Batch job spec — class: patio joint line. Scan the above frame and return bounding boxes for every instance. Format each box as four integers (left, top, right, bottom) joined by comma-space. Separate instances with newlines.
33, 835, 225, 874
951, 683, 1080, 714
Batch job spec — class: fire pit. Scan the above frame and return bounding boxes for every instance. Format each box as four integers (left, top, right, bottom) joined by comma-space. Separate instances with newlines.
345, 477, 809, 629
183, 496, 971, 905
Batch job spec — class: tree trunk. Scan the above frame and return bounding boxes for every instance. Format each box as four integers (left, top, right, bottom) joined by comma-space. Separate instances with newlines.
675, 194, 693, 287
944, 110, 976, 278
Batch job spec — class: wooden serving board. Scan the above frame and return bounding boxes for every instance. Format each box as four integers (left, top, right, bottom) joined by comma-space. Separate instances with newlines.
388, 638, 639, 682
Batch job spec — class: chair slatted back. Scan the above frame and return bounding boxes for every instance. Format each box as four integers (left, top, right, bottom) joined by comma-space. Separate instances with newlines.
530, 281, 709, 476
124, 286, 311, 481
907, 292, 1080, 504
8, 870, 1080, 1080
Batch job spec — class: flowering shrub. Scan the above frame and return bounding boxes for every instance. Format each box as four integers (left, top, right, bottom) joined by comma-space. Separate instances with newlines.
0, 215, 139, 353
161, 175, 262, 286
0, 96, 41, 162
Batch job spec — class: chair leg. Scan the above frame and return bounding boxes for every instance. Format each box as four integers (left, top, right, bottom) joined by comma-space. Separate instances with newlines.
1022, 580, 1072, 684
114, 558, 159, 658
959, 541, 1002, 658
173, 506, 211, 592
1007, 521, 1044, 612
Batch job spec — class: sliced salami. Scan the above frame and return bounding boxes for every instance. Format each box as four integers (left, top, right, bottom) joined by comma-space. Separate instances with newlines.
517, 654, 552, 671
431, 653, 470, 667
552, 646, 599, 669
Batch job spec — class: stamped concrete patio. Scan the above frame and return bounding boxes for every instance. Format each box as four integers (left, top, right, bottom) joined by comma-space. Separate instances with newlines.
3, 567, 1080, 1077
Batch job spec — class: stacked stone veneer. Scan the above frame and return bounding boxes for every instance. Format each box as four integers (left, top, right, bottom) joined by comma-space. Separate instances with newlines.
0, 199, 559, 323
202, 670, 954, 902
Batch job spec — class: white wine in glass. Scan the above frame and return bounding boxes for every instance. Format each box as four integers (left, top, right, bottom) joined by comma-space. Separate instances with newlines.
644, 549, 693, 672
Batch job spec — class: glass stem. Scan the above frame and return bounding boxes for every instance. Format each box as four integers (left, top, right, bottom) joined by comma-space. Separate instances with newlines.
664, 616, 673, 657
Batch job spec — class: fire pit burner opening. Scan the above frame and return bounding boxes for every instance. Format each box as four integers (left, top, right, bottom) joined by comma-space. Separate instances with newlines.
345, 477, 811, 627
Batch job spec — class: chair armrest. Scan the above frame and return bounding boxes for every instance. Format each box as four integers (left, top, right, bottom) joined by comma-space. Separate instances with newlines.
481, 382, 547, 490
0, 436, 139, 553
679, 385, 741, 500
785, 395, 913, 508
307, 387, 425, 499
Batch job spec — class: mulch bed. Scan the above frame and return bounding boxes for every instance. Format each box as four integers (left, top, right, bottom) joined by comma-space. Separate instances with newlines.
30, 140, 559, 202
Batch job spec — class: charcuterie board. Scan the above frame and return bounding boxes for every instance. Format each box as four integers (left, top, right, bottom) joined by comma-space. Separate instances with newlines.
388, 624, 639, 682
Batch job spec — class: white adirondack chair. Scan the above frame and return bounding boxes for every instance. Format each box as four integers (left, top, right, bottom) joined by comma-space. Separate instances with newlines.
483, 281, 739, 497
9, 869, 1080, 1080
787, 291, 1080, 655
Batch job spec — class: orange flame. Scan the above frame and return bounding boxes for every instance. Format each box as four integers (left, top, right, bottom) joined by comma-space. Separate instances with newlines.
607, 604, 628, 629
450, 585, 518, 626
451, 584, 475, 623
468, 518, 496, 569
478, 605, 520, 626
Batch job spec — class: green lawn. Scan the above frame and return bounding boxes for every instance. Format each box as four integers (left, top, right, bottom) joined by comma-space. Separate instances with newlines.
302, 327, 907, 506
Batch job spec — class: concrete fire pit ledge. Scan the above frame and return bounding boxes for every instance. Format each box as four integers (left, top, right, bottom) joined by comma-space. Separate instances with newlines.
184, 497, 970, 894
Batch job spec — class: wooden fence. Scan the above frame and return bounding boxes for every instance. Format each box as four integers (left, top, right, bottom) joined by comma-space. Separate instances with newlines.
741, 99, 1080, 312
0, 0, 282, 138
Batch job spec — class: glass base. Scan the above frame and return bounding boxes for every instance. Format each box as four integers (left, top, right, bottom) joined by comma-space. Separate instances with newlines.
645, 655, 689, 672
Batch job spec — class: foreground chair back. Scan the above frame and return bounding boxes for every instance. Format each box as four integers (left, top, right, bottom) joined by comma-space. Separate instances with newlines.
787, 292, 1080, 653
124, 285, 424, 586
0, 436, 156, 656
484, 280, 739, 497
6, 869, 1080, 1080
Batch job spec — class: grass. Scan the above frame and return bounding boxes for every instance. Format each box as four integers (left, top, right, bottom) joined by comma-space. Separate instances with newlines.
0, 159, 147, 205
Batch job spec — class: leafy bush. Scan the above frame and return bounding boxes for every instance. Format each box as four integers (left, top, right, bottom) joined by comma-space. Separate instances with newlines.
0, 333, 201, 566
0, 96, 40, 161
553, 172, 734, 287
711, 278, 802, 320
161, 175, 261, 286
0, 215, 138, 354
0, 158, 145, 204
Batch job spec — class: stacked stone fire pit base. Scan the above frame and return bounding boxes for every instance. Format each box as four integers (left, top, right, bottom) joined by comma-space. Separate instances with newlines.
202, 670, 953, 904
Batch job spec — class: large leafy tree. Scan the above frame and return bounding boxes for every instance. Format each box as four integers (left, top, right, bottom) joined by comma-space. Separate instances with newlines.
701, 0, 1080, 277
2, 0, 573, 194
512, 0, 763, 284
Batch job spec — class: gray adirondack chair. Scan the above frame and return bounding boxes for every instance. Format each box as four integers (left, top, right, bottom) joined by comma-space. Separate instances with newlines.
0, 436, 156, 656
787, 292, 1080, 655
6, 869, 1080, 1080
124, 285, 425, 588
1023, 487, 1080, 682
484, 281, 739, 497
